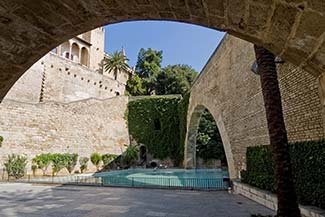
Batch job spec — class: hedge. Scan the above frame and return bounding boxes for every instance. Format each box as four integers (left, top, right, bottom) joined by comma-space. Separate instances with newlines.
242, 140, 325, 209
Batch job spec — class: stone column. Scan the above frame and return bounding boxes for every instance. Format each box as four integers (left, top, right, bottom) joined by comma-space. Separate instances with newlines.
69, 41, 72, 60
78, 47, 82, 64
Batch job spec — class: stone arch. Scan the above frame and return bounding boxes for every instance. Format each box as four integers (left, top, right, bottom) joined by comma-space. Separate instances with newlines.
184, 104, 236, 178
80, 47, 89, 66
71, 43, 80, 62
0, 1, 325, 100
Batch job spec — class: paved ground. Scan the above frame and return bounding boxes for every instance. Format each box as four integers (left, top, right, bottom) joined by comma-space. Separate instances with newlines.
0, 183, 274, 217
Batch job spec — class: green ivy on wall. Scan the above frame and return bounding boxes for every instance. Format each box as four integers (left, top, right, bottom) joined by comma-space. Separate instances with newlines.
177, 92, 190, 165
127, 95, 189, 165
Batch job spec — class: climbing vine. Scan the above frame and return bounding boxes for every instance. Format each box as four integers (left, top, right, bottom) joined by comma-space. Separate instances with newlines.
177, 92, 191, 165
127, 96, 182, 163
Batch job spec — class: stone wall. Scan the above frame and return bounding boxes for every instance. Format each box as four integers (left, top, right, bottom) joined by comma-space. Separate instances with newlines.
4, 57, 45, 104
278, 63, 324, 142
4, 53, 126, 103
185, 35, 324, 178
0, 96, 130, 173
233, 181, 325, 217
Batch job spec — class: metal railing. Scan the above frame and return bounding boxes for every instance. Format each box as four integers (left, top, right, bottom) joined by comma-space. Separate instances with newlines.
0, 174, 229, 190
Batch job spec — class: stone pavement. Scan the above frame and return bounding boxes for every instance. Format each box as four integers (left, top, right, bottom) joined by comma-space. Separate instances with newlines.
0, 183, 275, 217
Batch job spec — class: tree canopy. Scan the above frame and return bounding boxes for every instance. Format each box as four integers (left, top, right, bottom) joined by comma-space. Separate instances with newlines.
156, 64, 197, 96
127, 48, 198, 96
196, 110, 226, 163
104, 50, 130, 79
136, 48, 163, 78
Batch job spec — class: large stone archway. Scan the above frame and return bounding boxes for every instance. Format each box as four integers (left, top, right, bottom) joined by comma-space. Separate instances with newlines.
185, 34, 324, 179
0, 0, 325, 100
184, 104, 236, 178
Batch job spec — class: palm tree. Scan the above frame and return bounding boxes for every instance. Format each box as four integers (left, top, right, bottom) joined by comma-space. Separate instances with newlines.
104, 50, 130, 80
254, 45, 301, 217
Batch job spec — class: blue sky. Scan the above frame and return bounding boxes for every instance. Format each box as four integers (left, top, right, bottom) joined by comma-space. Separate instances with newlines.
103, 21, 225, 73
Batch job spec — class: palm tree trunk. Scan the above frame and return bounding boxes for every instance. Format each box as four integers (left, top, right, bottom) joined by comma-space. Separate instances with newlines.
254, 45, 301, 217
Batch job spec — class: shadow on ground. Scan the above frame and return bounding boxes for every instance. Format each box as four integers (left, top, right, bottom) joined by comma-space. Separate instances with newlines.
0, 183, 275, 217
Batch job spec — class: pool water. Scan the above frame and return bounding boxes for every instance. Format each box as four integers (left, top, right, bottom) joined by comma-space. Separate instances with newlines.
94, 169, 229, 190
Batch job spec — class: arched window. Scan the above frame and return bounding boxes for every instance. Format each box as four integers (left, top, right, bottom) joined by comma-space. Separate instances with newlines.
81, 47, 89, 66
61, 41, 70, 59
71, 43, 79, 62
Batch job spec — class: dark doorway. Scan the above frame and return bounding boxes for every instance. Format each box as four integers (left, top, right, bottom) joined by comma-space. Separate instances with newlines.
139, 146, 147, 165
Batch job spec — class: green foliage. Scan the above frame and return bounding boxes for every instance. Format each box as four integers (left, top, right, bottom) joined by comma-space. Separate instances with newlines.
241, 146, 275, 192
126, 74, 146, 96
242, 141, 325, 209
0, 136, 3, 147
122, 145, 139, 166
177, 92, 191, 166
102, 154, 118, 167
79, 157, 89, 173
196, 110, 226, 162
65, 153, 78, 174
104, 50, 130, 79
32, 153, 52, 176
136, 48, 163, 78
4, 154, 27, 179
90, 153, 102, 171
130, 48, 163, 94
51, 153, 68, 176
127, 96, 181, 162
156, 65, 198, 96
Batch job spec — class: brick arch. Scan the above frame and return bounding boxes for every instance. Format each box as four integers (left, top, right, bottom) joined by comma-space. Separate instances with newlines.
184, 104, 236, 179
0, 0, 325, 100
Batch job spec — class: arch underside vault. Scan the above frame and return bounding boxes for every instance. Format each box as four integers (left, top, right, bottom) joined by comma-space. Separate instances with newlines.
0, 0, 324, 100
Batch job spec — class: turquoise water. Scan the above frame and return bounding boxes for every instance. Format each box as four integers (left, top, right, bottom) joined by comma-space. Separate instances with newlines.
94, 169, 229, 190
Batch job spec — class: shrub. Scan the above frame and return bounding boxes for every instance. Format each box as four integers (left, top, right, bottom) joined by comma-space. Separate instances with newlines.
32, 153, 52, 176
102, 154, 118, 167
242, 140, 325, 209
65, 153, 78, 174
90, 153, 102, 171
79, 157, 89, 173
122, 145, 138, 167
51, 153, 67, 176
0, 136, 3, 147
4, 154, 27, 179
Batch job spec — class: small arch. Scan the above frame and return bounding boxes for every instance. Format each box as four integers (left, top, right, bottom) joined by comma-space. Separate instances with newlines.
115, 91, 120, 96
80, 47, 89, 66
61, 41, 70, 59
71, 43, 80, 62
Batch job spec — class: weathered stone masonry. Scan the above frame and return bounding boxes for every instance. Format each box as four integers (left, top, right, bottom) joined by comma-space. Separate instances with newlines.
0, 97, 130, 172
185, 35, 324, 178
1, 0, 325, 100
